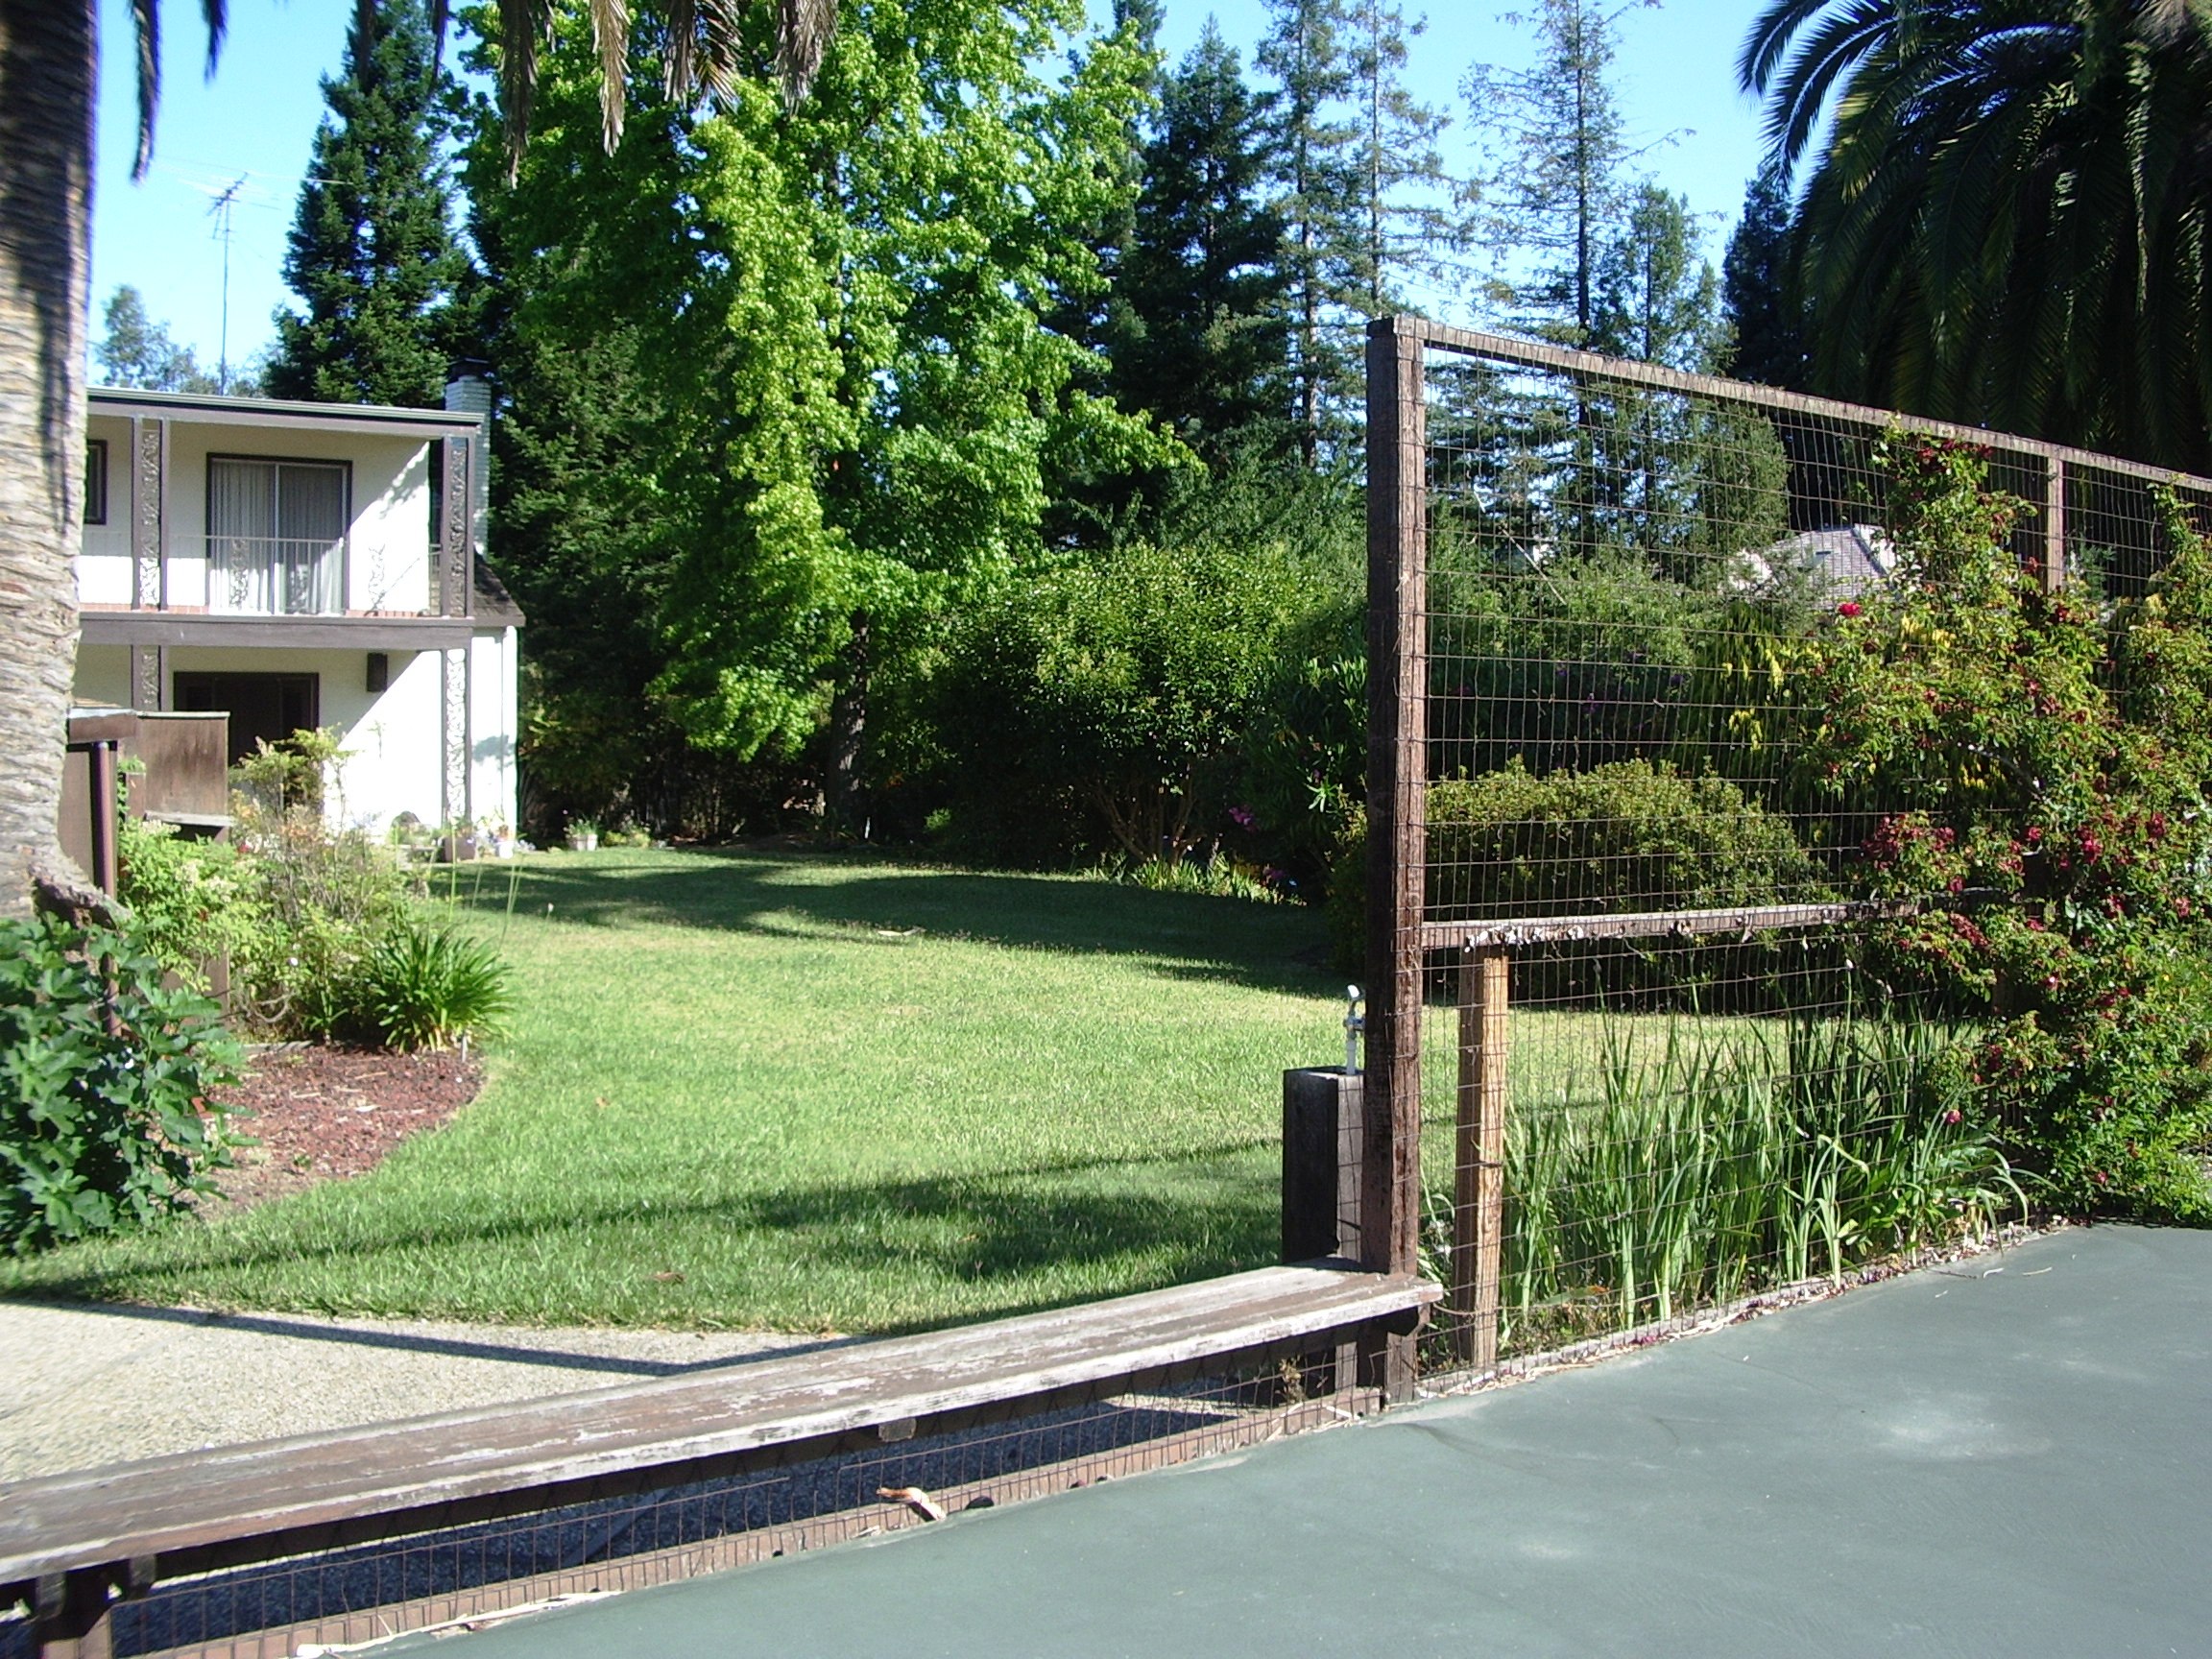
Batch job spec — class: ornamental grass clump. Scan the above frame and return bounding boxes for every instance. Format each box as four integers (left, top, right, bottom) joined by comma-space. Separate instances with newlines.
0, 913, 242, 1254
1805, 435, 2212, 1217
1469, 1010, 2021, 1355
352, 916, 515, 1051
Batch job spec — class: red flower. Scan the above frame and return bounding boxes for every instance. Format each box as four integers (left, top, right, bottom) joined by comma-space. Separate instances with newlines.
1837, 601, 1863, 618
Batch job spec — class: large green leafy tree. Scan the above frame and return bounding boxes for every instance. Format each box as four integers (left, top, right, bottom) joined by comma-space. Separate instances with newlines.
266, 0, 472, 407
1590, 184, 1720, 371
1741, 0, 2212, 469
475, 0, 1161, 827
1112, 23, 1291, 469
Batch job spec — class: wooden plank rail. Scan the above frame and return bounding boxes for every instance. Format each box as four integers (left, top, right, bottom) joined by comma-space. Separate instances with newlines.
2, 1263, 1437, 1644
1421, 899, 1921, 953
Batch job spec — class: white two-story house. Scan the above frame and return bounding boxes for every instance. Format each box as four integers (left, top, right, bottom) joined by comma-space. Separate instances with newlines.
71, 371, 522, 836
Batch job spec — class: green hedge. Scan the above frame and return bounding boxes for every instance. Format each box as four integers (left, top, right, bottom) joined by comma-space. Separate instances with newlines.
1329, 760, 1826, 1005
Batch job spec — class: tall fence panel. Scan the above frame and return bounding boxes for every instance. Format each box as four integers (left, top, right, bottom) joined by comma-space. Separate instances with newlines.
1364, 318, 2212, 1380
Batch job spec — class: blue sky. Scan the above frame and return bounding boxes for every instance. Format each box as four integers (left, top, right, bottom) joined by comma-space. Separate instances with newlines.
92, 0, 1776, 375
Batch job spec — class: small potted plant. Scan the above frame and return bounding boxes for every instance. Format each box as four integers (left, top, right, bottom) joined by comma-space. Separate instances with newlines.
441, 821, 479, 863
565, 815, 600, 853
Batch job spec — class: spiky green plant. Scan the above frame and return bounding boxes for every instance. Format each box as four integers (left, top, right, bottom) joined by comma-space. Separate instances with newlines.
353, 918, 515, 1052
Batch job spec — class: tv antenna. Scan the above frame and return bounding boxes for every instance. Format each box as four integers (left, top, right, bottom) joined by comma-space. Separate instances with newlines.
206, 177, 246, 393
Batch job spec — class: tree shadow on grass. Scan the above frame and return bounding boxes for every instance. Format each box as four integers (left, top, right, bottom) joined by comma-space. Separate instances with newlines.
11, 1143, 1286, 1337
461, 849, 1338, 997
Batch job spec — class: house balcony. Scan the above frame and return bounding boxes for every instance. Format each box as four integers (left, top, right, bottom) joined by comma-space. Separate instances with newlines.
77, 385, 489, 655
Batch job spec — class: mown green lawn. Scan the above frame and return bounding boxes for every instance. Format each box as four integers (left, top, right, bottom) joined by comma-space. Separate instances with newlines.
2, 850, 1366, 1333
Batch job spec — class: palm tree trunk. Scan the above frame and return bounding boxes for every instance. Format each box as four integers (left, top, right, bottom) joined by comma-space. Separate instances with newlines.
0, 2, 101, 918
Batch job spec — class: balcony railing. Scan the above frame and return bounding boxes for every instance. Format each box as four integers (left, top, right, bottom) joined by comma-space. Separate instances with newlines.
205, 535, 344, 616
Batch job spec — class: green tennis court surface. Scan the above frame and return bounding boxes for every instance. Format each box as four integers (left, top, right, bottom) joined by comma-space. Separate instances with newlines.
406, 1225, 2212, 1657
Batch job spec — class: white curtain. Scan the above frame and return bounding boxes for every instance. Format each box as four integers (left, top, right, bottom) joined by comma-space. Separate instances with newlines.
209, 459, 345, 613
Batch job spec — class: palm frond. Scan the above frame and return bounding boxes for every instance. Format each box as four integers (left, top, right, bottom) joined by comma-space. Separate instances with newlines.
776, 0, 834, 105
199, 0, 227, 77
130, 0, 161, 180
663, 0, 699, 104
589, 0, 631, 151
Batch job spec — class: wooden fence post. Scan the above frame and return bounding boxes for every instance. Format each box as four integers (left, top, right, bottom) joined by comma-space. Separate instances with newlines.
34, 1567, 113, 1659
1362, 316, 1429, 1403
1453, 948, 1509, 1369
2043, 455, 2067, 593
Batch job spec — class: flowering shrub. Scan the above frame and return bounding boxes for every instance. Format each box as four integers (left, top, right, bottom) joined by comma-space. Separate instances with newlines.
1807, 435, 2212, 1217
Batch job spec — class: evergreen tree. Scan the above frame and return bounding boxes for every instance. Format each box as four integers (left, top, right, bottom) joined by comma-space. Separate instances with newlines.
1114, 24, 1291, 468
1719, 163, 1806, 389
1346, 0, 1461, 313
266, 0, 470, 407
1040, 0, 1166, 542
1579, 185, 1784, 584
94, 285, 219, 393
1591, 183, 1720, 371
1259, 0, 1366, 466
1465, 0, 1636, 346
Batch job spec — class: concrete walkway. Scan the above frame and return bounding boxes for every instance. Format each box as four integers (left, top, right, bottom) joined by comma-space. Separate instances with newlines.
395, 1224, 2212, 1658
0, 1301, 826, 1482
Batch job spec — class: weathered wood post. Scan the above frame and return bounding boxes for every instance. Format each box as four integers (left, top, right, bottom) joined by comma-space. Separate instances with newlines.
1453, 946, 1510, 1368
34, 1563, 121, 1659
2042, 455, 2068, 594
1362, 316, 1430, 1404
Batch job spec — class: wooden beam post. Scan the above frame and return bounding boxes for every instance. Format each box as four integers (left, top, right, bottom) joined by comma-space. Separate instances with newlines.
129, 416, 163, 613
1283, 1066, 1364, 1400
1453, 947, 1509, 1369
1361, 316, 1429, 1403
440, 434, 472, 617
2042, 456, 2067, 593
34, 1567, 113, 1659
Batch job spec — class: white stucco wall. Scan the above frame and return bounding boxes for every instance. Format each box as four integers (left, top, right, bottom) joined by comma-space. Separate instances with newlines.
80, 414, 134, 606
67, 403, 517, 838
143, 646, 445, 831
469, 626, 520, 834
73, 413, 434, 615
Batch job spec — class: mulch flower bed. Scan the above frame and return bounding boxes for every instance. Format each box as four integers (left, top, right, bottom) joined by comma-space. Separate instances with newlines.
208, 1044, 484, 1211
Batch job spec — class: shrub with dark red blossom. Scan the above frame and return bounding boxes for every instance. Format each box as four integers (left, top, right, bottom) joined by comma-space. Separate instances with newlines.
1806, 435, 2212, 1218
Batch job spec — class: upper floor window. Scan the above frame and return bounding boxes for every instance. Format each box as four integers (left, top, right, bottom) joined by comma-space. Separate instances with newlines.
207, 456, 348, 615
84, 440, 108, 526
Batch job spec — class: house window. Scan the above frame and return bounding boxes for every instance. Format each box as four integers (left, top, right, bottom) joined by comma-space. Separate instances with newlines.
173, 672, 321, 767
84, 440, 108, 525
207, 456, 349, 615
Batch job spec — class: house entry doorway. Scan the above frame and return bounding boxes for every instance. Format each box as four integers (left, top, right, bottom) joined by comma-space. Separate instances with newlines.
173, 672, 320, 767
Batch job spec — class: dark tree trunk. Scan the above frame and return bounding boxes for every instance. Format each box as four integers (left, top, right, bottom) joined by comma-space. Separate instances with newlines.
828, 612, 869, 834
0, 2, 102, 919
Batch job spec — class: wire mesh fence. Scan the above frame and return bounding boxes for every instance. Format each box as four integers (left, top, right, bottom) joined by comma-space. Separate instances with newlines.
1372, 319, 2212, 1382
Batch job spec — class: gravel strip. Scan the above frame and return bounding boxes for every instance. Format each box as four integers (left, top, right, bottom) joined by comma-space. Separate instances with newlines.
0, 1300, 830, 1482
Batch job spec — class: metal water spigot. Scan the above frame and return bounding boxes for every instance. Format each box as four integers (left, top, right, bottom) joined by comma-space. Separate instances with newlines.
1343, 984, 1364, 1075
